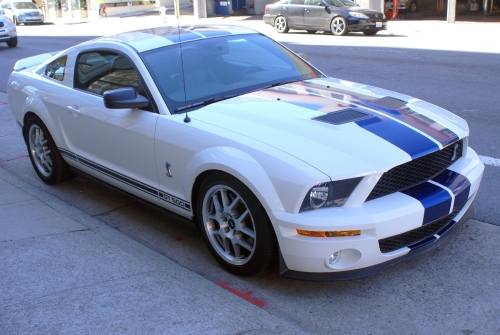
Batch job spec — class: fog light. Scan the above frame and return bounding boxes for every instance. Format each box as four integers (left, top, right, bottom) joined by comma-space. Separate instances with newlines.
329, 251, 341, 265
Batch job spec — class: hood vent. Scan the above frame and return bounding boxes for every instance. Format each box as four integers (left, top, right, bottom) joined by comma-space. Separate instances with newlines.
312, 109, 371, 125
374, 96, 407, 110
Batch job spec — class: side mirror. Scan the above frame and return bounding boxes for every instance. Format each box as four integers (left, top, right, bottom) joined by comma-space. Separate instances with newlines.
103, 87, 149, 109
324, 5, 331, 13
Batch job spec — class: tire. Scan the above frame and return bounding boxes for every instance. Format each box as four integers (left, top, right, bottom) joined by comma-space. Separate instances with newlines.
405, 12, 423, 19
196, 173, 278, 276
363, 31, 378, 36
331, 16, 348, 36
306, 30, 317, 34
7, 37, 17, 48
274, 16, 289, 33
13, 16, 19, 26
409, 1, 418, 12
25, 116, 71, 184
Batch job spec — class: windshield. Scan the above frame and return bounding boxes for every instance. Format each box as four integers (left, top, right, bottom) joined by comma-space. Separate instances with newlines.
327, 0, 358, 6
13, 2, 38, 9
141, 34, 323, 113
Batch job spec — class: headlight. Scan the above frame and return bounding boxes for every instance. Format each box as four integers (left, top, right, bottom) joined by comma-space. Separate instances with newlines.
300, 177, 363, 212
349, 12, 370, 19
3, 18, 13, 26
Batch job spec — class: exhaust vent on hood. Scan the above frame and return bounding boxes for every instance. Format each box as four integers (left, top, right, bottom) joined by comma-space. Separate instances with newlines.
374, 96, 407, 110
312, 109, 371, 125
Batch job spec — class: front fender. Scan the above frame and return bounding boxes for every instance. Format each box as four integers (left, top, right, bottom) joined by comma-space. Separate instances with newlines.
183, 147, 285, 213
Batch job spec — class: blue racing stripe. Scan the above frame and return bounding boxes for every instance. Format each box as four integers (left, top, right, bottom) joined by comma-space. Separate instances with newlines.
432, 170, 471, 210
356, 116, 440, 159
402, 182, 452, 224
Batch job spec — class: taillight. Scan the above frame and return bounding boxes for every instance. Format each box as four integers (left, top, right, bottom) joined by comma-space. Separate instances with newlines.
264, 5, 268, 13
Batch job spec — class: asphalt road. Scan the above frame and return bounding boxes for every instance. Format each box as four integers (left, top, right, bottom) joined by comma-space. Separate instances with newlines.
1, 17, 499, 334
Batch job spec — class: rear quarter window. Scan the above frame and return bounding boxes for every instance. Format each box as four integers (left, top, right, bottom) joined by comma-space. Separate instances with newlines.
44, 56, 68, 82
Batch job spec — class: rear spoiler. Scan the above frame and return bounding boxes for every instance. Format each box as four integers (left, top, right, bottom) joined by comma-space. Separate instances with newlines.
13, 51, 62, 71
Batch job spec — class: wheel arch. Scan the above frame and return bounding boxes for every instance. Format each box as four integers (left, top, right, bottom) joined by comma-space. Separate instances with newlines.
184, 147, 286, 217
20, 94, 62, 147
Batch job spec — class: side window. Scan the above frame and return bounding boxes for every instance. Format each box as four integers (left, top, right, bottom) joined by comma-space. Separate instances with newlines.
74, 51, 143, 96
290, 0, 305, 4
308, 0, 323, 5
44, 56, 68, 82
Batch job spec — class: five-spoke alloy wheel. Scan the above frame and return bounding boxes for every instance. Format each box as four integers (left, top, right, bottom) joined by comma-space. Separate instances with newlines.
274, 16, 289, 33
331, 16, 348, 36
197, 173, 277, 276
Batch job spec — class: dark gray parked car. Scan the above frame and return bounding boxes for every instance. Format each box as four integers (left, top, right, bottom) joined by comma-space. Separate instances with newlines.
264, 0, 387, 36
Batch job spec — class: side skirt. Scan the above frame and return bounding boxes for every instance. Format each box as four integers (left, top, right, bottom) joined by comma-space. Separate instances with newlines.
69, 167, 196, 229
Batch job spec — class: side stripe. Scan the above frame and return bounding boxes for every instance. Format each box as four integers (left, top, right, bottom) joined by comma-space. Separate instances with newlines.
355, 116, 440, 160
58, 147, 191, 212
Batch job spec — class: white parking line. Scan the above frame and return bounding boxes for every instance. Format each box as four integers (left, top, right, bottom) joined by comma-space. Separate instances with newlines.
479, 155, 500, 167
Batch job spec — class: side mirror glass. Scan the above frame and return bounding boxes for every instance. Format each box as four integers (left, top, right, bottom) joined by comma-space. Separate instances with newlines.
103, 87, 149, 109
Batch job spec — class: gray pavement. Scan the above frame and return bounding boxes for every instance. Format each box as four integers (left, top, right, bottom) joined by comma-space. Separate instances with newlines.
0, 93, 306, 333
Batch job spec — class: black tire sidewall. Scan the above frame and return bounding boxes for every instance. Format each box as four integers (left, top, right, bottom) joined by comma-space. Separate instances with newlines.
274, 16, 289, 33
196, 173, 277, 276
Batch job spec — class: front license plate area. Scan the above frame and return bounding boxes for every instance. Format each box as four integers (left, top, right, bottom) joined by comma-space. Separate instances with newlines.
376, 22, 382, 27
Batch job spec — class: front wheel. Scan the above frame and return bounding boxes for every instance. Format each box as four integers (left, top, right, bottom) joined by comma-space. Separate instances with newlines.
7, 37, 17, 47
196, 173, 278, 276
331, 16, 348, 36
274, 16, 289, 33
409, 1, 418, 12
25, 116, 71, 184
13, 16, 19, 26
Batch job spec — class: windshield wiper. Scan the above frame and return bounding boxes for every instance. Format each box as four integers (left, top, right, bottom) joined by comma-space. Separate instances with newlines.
261, 79, 300, 90
175, 95, 237, 113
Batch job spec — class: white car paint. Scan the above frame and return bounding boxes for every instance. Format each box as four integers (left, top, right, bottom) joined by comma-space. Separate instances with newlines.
7, 25, 485, 280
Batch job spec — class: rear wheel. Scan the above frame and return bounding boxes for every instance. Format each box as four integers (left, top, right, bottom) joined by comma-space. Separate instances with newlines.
274, 16, 289, 33
196, 173, 278, 276
13, 16, 19, 25
331, 16, 348, 36
7, 37, 17, 48
25, 116, 71, 184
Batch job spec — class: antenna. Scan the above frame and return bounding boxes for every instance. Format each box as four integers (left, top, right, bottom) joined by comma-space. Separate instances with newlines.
177, 16, 191, 123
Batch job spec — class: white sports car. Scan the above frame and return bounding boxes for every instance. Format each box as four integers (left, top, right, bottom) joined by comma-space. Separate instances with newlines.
8, 25, 484, 281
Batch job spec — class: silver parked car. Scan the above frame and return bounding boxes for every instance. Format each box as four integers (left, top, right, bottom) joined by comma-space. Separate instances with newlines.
0, 0, 44, 25
0, 9, 17, 47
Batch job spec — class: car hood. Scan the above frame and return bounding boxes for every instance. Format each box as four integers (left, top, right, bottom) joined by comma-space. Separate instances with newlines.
347, 6, 383, 14
191, 78, 468, 180
15, 8, 42, 14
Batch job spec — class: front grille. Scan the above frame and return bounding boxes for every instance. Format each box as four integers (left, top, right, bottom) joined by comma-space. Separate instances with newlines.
0, 22, 4, 28
378, 205, 463, 253
367, 139, 463, 201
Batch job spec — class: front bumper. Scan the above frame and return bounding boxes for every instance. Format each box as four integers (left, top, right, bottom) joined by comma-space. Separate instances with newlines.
17, 15, 44, 24
347, 19, 388, 32
0, 24, 17, 42
386, 2, 411, 10
272, 148, 484, 281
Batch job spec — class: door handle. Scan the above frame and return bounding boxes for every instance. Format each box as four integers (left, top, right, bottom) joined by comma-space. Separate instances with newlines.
305, 8, 309, 11
66, 105, 82, 115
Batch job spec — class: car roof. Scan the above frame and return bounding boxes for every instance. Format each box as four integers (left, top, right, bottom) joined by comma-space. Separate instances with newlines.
98, 25, 259, 53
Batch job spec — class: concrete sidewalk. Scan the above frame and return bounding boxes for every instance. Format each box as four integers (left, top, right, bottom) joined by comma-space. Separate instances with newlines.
0, 91, 306, 333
